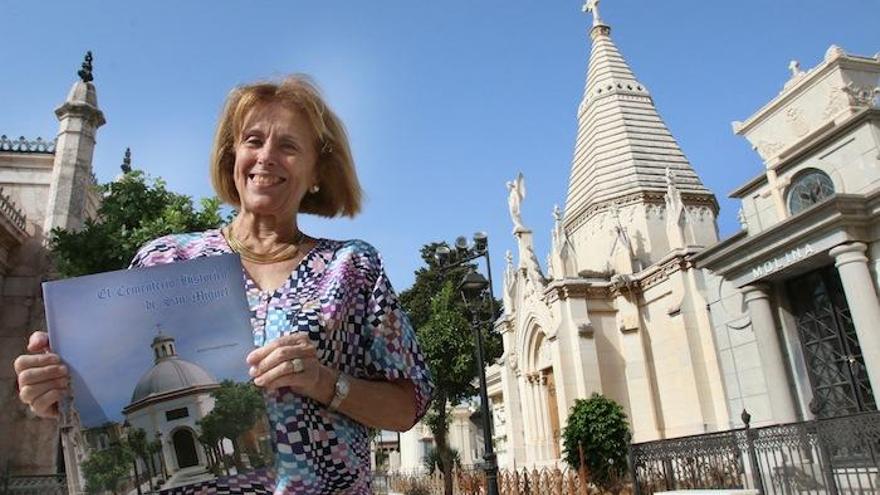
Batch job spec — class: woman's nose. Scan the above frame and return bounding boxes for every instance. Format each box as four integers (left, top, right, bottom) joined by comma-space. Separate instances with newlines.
256, 143, 279, 165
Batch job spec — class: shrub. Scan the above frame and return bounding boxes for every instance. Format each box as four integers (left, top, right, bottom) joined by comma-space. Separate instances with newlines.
403, 482, 433, 495
561, 393, 631, 491
422, 446, 461, 475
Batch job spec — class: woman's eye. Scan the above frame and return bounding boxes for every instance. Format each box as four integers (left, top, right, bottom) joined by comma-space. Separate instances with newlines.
244, 136, 262, 146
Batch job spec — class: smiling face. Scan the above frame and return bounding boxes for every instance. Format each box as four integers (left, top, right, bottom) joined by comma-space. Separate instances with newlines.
232, 103, 319, 221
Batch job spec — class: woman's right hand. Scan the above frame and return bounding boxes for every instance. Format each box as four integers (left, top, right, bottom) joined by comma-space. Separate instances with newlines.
12, 331, 70, 419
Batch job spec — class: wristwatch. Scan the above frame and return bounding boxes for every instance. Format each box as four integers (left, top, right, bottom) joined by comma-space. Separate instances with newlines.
328, 372, 350, 411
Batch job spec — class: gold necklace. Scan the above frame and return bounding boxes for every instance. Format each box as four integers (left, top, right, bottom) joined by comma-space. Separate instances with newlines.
224, 223, 306, 264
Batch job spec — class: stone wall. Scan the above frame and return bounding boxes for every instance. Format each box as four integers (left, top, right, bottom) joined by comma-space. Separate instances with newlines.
0, 236, 58, 474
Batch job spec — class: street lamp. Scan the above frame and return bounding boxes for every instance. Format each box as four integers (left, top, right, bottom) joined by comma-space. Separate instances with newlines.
435, 232, 499, 495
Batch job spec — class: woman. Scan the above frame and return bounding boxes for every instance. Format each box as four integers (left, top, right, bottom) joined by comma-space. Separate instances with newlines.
14, 75, 434, 494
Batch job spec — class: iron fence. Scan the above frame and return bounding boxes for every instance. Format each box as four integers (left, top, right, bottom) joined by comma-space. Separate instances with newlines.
0, 474, 67, 495
629, 409, 880, 494
388, 467, 634, 495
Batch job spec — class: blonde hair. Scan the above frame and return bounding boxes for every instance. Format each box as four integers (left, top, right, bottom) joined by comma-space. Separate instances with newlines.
210, 75, 362, 217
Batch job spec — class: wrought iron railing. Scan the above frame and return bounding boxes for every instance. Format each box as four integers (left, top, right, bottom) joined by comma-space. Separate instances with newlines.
387, 467, 634, 495
0, 188, 26, 233
0, 474, 67, 495
629, 409, 880, 494
0, 135, 56, 154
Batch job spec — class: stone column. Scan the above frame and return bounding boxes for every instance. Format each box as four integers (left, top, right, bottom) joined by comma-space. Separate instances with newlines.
534, 374, 549, 461
44, 73, 105, 234
830, 242, 880, 406
398, 425, 425, 472
741, 284, 797, 422
618, 324, 661, 441
518, 375, 536, 464
527, 375, 543, 461
500, 365, 525, 468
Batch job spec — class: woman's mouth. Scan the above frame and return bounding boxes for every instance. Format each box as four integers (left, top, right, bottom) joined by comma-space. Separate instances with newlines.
248, 173, 286, 186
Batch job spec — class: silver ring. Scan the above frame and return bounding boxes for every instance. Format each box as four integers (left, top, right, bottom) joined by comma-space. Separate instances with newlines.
290, 358, 305, 374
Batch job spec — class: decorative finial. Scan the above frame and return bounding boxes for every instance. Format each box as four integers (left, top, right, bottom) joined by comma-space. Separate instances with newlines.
121, 147, 132, 174
78, 51, 94, 83
740, 409, 751, 427
583, 0, 603, 26
825, 45, 846, 62
788, 60, 804, 78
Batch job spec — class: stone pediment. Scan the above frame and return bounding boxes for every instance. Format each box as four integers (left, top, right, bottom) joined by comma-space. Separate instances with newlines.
732, 48, 880, 168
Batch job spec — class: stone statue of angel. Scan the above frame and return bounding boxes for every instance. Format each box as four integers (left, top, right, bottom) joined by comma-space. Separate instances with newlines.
503, 250, 516, 314
552, 204, 563, 245
507, 172, 527, 233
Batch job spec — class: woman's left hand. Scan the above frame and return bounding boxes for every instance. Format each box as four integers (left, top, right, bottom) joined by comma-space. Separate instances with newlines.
246, 333, 333, 403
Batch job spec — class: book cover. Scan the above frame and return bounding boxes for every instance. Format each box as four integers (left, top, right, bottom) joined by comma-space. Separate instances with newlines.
43, 254, 274, 494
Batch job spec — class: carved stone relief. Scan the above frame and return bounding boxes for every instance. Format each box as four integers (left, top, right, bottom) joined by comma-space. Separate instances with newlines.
822, 86, 849, 120
841, 82, 880, 107
754, 140, 785, 161
785, 106, 810, 138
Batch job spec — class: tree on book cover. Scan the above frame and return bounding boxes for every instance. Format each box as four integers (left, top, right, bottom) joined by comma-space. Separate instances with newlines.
43, 254, 272, 493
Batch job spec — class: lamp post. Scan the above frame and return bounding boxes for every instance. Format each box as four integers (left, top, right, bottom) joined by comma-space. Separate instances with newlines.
435, 232, 499, 495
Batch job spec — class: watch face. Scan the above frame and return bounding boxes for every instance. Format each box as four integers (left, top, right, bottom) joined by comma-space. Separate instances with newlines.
787, 170, 835, 215
337, 375, 350, 395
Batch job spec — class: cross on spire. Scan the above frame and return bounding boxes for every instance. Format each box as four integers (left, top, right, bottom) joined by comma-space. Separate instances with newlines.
582, 0, 603, 26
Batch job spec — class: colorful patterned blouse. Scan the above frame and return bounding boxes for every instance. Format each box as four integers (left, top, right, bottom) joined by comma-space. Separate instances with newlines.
130, 229, 434, 494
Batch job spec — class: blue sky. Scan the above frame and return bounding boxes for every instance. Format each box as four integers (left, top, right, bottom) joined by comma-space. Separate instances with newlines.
2, 1, 878, 292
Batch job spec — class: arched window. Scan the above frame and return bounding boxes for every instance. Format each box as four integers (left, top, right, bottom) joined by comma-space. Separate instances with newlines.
786, 168, 835, 215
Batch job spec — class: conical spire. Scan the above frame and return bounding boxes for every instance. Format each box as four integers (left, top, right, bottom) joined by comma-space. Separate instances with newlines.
564, 1, 713, 232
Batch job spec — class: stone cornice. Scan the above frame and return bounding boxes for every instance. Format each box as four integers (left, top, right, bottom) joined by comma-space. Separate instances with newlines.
55, 100, 106, 127
545, 279, 609, 303
693, 192, 877, 279
637, 248, 700, 291
730, 108, 880, 198
542, 247, 701, 303
565, 190, 719, 233
121, 383, 220, 415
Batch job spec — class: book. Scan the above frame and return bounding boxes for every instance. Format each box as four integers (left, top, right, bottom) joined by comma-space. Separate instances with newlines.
43, 254, 273, 494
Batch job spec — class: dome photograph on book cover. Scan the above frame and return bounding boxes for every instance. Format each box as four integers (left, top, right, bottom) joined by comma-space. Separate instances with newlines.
43, 254, 273, 493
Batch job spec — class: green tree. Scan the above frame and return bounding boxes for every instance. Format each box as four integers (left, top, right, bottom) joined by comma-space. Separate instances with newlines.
125, 427, 151, 492
399, 243, 502, 495
146, 437, 163, 482
200, 380, 265, 470
82, 444, 134, 495
561, 393, 631, 493
49, 170, 223, 278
